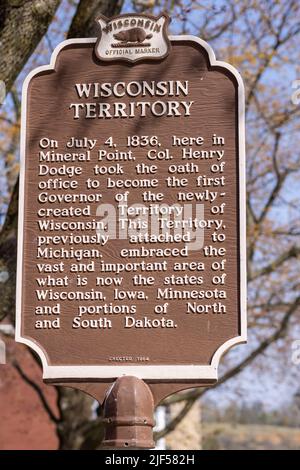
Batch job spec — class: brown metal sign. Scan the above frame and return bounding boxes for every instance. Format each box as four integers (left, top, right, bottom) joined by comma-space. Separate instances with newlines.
16, 13, 246, 383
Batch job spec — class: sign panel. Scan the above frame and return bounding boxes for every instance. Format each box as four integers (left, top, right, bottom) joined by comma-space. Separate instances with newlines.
16, 14, 246, 381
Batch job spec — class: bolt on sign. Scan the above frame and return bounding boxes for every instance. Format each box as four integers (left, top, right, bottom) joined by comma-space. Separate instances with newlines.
16, 13, 246, 388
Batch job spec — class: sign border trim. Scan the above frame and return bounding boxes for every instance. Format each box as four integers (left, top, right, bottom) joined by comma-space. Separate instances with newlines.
16, 35, 247, 381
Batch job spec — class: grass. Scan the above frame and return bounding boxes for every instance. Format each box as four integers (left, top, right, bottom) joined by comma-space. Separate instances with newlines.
202, 422, 300, 450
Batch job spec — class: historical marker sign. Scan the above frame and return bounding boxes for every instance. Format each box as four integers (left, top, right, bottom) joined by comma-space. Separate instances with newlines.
16, 13, 246, 382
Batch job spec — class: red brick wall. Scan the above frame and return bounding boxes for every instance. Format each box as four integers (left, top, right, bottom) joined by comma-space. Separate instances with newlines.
0, 335, 58, 450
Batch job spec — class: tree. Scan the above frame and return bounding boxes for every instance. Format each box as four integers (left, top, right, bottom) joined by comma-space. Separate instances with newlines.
1, 0, 300, 449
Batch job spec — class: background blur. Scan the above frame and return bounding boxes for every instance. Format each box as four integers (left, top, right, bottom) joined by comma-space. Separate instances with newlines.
1, 0, 300, 449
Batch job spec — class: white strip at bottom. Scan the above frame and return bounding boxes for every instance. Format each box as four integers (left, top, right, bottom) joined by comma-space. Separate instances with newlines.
43, 364, 218, 381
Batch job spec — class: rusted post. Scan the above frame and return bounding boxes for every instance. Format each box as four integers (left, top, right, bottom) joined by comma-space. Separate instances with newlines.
101, 376, 155, 449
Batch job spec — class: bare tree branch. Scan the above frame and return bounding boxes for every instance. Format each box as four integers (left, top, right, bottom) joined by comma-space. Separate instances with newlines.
250, 245, 300, 281
67, 0, 124, 38
157, 295, 300, 439
0, 0, 61, 96
13, 360, 60, 424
